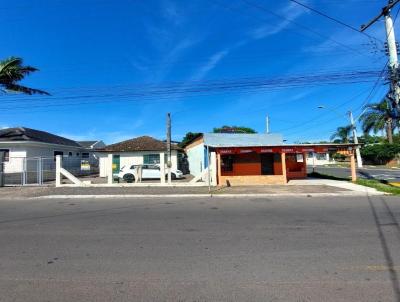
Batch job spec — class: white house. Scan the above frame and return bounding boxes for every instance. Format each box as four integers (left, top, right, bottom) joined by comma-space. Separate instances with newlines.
97, 136, 182, 177
0, 127, 99, 184
306, 152, 334, 166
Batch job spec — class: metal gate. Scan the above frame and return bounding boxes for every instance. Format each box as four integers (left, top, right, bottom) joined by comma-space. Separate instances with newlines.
1, 157, 55, 186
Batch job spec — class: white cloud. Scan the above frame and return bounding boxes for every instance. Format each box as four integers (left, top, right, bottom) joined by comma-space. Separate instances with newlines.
162, 0, 183, 26
190, 49, 229, 81
249, 2, 307, 40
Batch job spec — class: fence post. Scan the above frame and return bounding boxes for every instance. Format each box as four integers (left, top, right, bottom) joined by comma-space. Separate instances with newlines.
210, 152, 217, 186
39, 157, 43, 185
107, 154, 113, 185
22, 157, 27, 185
0, 151, 4, 187
160, 152, 165, 184
56, 155, 62, 187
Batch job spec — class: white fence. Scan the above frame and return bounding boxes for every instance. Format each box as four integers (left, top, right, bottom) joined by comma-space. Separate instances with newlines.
56, 153, 217, 187
1, 156, 99, 186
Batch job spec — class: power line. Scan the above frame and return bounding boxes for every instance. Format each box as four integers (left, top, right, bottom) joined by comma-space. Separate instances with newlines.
239, 0, 375, 58
288, 0, 384, 43
0, 70, 382, 108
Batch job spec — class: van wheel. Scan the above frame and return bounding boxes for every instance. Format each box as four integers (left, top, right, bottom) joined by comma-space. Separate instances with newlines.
123, 173, 135, 183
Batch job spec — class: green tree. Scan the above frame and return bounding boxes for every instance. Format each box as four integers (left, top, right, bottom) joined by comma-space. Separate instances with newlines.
179, 132, 202, 148
330, 125, 352, 143
360, 143, 400, 165
359, 98, 396, 144
0, 57, 49, 95
213, 125, 257, 134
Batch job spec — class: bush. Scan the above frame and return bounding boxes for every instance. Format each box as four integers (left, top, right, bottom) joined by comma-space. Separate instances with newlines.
332, 153, 346, 161
360, 143, 400, 165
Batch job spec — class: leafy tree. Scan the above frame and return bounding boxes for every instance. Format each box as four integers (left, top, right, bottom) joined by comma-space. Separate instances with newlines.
359, 98, 397, 144
330, 125, 352, 143
179, 132, 202, 148
213, 125, 257, 134
0, 57, 49, 95
360, 143, 400, 165
358, 134, 386, 145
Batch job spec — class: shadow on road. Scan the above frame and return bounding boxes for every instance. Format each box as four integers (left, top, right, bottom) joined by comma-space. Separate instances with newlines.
367, 195, 400, 301
358, 170, 375, 180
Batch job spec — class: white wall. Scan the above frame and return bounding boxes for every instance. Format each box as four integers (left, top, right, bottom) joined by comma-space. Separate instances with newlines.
186, 142, 205, 177
99, 150, 179, 177
306, 152, 333, 166
0, 142, 97, 173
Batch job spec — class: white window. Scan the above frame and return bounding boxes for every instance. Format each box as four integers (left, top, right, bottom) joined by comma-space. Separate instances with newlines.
0, 149, 9, 162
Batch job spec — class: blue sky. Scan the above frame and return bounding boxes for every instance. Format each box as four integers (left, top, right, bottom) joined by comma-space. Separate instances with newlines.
0, 0, 392, 143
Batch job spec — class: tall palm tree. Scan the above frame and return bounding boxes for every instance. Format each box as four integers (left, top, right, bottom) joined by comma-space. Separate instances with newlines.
359, 98, 396, 143
0, 57, 49, 95
330, 125, 352, 143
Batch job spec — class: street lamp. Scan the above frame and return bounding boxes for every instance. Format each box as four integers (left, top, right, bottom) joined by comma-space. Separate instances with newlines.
317, 105, 363, 168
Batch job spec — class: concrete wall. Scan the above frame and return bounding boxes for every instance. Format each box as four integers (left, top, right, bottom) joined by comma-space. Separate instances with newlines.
99, 150, 179, 177
186, 142, 205, 177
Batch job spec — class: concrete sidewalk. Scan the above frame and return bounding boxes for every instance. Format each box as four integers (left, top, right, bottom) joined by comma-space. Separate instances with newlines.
0, 179, 384, 199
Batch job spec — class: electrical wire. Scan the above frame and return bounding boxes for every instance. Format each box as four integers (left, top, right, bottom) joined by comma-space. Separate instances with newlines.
0, 70, 382, 110
288, 0, 384, 43
239, 0, 375, 58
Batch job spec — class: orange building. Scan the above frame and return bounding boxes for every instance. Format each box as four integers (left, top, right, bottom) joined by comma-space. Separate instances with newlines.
184, 133, 358, 186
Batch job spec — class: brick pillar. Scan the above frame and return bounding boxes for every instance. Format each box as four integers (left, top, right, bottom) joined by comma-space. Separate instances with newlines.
350, 151, 357, 182
281, 152, 287, 183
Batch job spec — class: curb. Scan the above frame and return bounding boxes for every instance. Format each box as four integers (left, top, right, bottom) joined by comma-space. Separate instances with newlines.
31, 191, 385, 199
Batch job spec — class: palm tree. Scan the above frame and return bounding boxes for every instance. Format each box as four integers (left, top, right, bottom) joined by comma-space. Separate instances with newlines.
330, 125, 352, 143
0, 57, 49, 95
359, 98, 396, 143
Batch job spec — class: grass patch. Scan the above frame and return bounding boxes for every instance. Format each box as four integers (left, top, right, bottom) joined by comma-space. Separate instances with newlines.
307, 172, 349, 181
355, 179, 400, 195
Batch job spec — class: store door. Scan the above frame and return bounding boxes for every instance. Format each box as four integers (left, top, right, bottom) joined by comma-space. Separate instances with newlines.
260, 154, 274, 175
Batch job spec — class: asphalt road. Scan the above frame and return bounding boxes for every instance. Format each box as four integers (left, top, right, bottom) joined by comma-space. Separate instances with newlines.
309, 166, 400, 182
1, 195, 400, 301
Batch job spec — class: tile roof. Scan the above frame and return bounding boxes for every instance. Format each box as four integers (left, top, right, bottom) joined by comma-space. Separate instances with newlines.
99, 136, 181, 152
0, 127, 81, 147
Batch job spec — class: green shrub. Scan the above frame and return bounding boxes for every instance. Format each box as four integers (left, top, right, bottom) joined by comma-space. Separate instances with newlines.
360, 143, 400, 165
332, 153, 346, 161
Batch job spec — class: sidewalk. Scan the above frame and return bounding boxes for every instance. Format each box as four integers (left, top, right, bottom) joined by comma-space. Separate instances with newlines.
0, 179, 384, 199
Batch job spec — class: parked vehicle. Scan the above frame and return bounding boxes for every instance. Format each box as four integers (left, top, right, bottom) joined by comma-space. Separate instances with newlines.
117, 164, 184, 182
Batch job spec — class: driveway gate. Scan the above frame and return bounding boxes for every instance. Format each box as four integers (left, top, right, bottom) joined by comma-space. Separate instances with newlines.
1, 157, 56, 186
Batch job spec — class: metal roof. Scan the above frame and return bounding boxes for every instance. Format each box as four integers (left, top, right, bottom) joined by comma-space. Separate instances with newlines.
203, 133, 284, 147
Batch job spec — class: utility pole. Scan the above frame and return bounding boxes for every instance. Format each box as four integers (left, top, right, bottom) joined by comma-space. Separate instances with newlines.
361, 0, 400, 110
166, 113, 172, 184
266, 115, 270, 134
348, 111, 363, 168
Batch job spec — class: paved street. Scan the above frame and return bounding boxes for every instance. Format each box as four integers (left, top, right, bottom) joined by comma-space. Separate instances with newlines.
1, 195, 400, 301
309, 166, 400, 182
